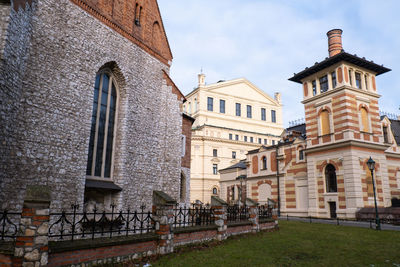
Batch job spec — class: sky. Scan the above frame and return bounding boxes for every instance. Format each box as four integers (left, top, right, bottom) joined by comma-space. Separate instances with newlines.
158, 0, 400, 127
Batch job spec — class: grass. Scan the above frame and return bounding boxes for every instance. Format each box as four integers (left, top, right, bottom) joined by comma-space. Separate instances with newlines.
152, 221, 400, 267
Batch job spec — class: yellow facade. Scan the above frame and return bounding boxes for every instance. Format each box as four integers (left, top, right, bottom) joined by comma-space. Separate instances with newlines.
185, 75, 283, 203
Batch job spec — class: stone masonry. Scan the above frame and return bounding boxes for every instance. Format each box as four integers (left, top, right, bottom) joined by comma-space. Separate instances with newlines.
0, 0, 182, 212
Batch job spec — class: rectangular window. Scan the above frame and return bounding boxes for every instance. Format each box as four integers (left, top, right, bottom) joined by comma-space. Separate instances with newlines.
244, 136, 248, 142
250, 137, 254, 143
213, 164, 218, 175
271, 110, 276, 123
213, 149, 218, 157
258, 138, 262, 144
331, 71, 337, 88
229, 133, 232, 140
232, 151, 236, 159
299, 150, 304, 160
312, 80, 317, 96
247, 105, 252, 118
220, 99, 225, 113
236, 103, 241, 116
364, 74, 368, 90
181, 135, 186, 157
355, 72, 362, 89
207, 97, 213, 111
235, 134, 239, 141
261, 108, 266, 121
319, 75, 328, 93
272, 140, 275, 145
264, 139, 267, 145
383, 126, 389, 143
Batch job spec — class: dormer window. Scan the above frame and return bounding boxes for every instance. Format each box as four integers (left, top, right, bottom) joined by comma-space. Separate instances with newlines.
355, 72, 362, 89
319, 75, 328, 93
383, 126, 389, 143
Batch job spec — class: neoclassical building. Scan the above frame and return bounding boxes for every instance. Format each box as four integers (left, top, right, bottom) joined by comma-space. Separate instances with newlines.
220, 29, 400, 218
185, 75, 283, 203
0, 0, 188, 211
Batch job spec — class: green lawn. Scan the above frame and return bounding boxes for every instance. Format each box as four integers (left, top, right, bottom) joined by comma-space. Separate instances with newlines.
152, 221, 400, 267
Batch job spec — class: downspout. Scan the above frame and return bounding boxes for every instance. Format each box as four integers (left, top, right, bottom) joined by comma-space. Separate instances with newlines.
276, 143, 281, 217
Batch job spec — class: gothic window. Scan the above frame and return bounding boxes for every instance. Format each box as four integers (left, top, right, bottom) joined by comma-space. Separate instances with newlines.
320, 110, 330, 135
325, 164, 337, 193
360, 107, 369, 132
134, 3, 143, 26
86, 71, 118, 179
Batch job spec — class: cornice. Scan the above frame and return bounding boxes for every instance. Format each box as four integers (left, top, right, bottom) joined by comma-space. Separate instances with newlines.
305, 139, 390, 154
192, 124, 281, 138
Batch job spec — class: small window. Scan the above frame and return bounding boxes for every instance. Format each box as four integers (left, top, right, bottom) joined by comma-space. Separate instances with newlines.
258, 138, 262, 144
181, 135, 186, 157
331, 71, 337, 88
250, 137, 254, 143
272, 140, 275, 145
262, 156, 267, 170
229, 133, 233, 140
212, 187, 218, 195
236, 103, 241, 116
207, 97, 213, 111
319, 75, 328, 93
247, 105, 252, 118
213, 164, 218, 175
261, 108, 266, 121
299, 150, 304, 160
213, 149, 218, 157
383, 126, 389, 143
271, 110, 276, 123
134, 3, 142, 26
232, 151, 236, 159
232, 186, 235, 200
312, 80, 317, 96
235, 134, 239, 141
220, 99, 225, 113
364, 74, 368, 90
264, 139, 267, 145
355, 72, 362, 89
244, 136, 248, 142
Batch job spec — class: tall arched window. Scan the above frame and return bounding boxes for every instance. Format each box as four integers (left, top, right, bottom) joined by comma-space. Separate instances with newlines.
325, 164, 337, 193
320, 110, 330, 135
261, 156, 267, 170
360, 107, 369, 132
86, 71, 118, 178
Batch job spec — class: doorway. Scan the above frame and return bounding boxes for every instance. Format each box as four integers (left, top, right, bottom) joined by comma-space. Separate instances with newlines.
328, 202, 337, 218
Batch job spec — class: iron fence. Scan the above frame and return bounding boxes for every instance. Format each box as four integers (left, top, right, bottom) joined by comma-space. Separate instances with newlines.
0, 210, 21, 241
49, 204, 155, 241
227, 205, 249, 222
172, 205, 214, 229
258, 205, 273, 220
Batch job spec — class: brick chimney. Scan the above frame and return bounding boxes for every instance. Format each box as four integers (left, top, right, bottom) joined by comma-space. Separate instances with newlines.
327, 29, 343, 57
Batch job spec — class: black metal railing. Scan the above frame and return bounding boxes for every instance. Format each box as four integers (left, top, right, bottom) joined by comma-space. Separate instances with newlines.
49, 204, 155, 241
0, 210, 21, 241
172, 205, 214, 228
227, 205, 249, 222
258, 205, 273, 220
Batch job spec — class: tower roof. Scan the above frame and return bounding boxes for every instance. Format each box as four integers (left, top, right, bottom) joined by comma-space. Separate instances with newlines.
289, 51, 391, 84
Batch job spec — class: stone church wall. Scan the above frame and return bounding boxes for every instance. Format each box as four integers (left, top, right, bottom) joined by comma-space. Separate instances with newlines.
0, 0, 182, 212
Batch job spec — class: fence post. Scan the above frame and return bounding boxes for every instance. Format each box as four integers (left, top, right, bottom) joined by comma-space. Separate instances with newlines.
246, 198, 259, 233
211, 196, 227, 241
14, 185, 50, 267
152, 191, 176, 255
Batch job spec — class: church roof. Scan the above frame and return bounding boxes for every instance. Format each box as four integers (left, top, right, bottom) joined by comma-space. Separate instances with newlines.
289, 52, 391, 84
389, 119, 400, 145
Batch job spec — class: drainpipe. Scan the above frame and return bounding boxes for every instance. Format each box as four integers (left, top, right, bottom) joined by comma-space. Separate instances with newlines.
276, 142, 281, 217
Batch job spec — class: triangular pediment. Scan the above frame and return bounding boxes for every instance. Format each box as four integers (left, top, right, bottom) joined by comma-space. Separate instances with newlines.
205, 79, 279, 106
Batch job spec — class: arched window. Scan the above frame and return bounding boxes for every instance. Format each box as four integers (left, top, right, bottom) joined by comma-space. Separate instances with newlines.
325, 164, 337, 193
320, 110, 330, 135
86, 71, 118, 179
366, 172, 374, 197
262, 156, 267, 170
360, 107, 369, 132
212, 187, 218, 195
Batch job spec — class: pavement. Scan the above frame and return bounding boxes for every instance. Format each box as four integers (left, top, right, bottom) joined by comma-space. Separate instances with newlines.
279, 216, 400, 231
